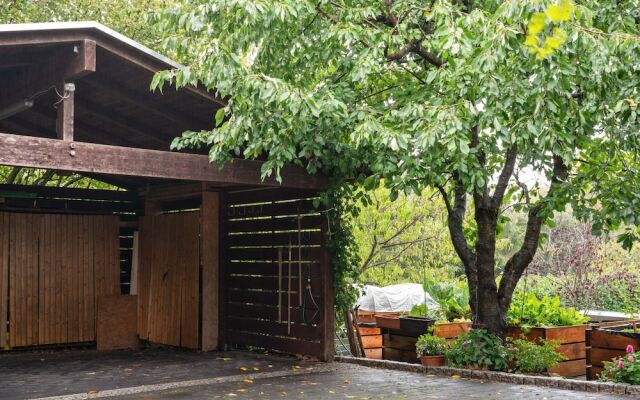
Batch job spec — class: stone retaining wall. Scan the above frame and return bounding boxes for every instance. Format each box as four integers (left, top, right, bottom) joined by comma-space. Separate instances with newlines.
336, 355, 640, 397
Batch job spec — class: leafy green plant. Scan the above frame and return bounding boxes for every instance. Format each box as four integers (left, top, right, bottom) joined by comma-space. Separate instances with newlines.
507, 293, 589, 327
600, 345, 640, 385
409, 304, 446, 321
424, 280, 472, 322
445, 329, 508, 371
506, 338, 565, 373
416, 334, 448, 357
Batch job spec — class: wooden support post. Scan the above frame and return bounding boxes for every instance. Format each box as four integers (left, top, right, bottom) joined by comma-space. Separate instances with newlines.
200, 189, 220, 351
56, 83, 75, 141
321, 217, 335, 361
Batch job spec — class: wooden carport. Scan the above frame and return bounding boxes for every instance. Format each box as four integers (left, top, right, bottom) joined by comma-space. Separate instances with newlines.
0, 22, 334, 360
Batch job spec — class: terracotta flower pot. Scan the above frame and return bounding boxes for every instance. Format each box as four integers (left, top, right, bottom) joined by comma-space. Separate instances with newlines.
419, 355, 445, 367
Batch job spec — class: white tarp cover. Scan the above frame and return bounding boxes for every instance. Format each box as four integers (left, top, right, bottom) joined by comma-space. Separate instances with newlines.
355, 283, 439, 312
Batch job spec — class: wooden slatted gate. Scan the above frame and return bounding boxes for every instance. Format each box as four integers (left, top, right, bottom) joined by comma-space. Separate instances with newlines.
138, 211, 200, 349
223, 188, 333, 359
0, 212, 120, 348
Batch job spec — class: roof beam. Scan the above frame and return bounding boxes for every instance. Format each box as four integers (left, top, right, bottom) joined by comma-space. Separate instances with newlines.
0, 133, 328, 190
0, 40, 95, 112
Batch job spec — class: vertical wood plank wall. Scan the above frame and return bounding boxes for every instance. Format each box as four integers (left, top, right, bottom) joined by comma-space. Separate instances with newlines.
0, 212, 120, 348
138, 211, 200, 349
223, 188, 330, 359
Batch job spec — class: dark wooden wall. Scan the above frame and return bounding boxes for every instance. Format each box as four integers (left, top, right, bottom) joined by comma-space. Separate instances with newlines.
222, 188, 334, 360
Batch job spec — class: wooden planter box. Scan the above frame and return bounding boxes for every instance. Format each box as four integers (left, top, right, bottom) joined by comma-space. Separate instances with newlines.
357, 325, 383, 360
375, 315, 401, 330
587, 324, 640, 381
382, 330, 421, 364
507, 325, 588, 377
357, 311, 400, 324
433, 322, 471, 340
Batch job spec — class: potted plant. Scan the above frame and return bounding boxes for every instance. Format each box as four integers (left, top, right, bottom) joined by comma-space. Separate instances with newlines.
506, 294, 590, 377
599, 344, 640, 385
416, 334, 448, 366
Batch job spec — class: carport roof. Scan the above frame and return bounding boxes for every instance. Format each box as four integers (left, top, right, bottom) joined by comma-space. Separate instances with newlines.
0, 22, 326, 190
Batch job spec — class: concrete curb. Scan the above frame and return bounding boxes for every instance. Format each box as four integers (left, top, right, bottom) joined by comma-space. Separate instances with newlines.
335, 356, 640, 397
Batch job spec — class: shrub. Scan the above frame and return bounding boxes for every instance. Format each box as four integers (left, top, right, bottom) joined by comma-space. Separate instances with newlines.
415, 334, 448, 357
600, 345, 640, 385
409, 304, 446, 321
507, 338, 565, 373
445, 329, 508, 371
423, 280, 472, 322
507, 293, 589, 327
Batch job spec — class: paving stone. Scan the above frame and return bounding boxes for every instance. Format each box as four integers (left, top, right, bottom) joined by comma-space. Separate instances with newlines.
0, 349, 633, 400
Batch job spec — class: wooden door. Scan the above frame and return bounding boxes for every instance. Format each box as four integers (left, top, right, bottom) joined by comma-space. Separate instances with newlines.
138, 212, 199, 349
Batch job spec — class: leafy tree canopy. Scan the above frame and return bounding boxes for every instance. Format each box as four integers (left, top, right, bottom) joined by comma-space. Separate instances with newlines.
158, 0, 640, 332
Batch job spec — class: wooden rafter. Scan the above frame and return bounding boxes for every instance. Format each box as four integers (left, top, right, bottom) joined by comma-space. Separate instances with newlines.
0, 40, 95, 112
0, 133, 328, 189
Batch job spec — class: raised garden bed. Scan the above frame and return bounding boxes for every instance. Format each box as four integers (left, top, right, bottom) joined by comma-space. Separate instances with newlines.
375, 315, 401, 330
433, 321, 471, 341
587, 323, 640, 381
357, 325, 383, 359
507, 325, 588, 378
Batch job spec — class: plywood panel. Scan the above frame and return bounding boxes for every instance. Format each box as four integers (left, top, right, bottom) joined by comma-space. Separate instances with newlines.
97, 295, 138, 351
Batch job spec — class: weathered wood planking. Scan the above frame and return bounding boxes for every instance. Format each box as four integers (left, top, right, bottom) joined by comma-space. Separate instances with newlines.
0, 133, 327, 190
224, 188, 329, 359
2, 212, 119, 348
139, 211, 200, 349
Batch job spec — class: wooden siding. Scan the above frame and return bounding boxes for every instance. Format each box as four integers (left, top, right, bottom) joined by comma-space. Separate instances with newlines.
138, 211, 200, 349
0, 212, 119, 348
223, 188, 328, 358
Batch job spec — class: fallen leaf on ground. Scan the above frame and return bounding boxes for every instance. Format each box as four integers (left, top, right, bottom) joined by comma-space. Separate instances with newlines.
451, 374, 461, 379
243, 379, 254, 384
239, 367, 249, 371
226, 393, 237, 397
344, 379, 350, 384
87, 390, 99, 394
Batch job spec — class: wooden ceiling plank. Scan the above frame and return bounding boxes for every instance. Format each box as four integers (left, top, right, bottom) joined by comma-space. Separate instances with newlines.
0, 40, 96, 112
0, 132, 328, 190
81, 76, 212, 129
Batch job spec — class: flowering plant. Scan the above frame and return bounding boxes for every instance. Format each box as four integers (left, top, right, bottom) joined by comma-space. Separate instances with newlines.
600, 345, 640, 385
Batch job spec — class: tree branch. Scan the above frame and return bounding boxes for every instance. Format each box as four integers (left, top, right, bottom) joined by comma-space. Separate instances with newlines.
446, 177, 475, 268
491, 144, 518, 211
386, 39, 444, 67
497, 155, 569, 313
